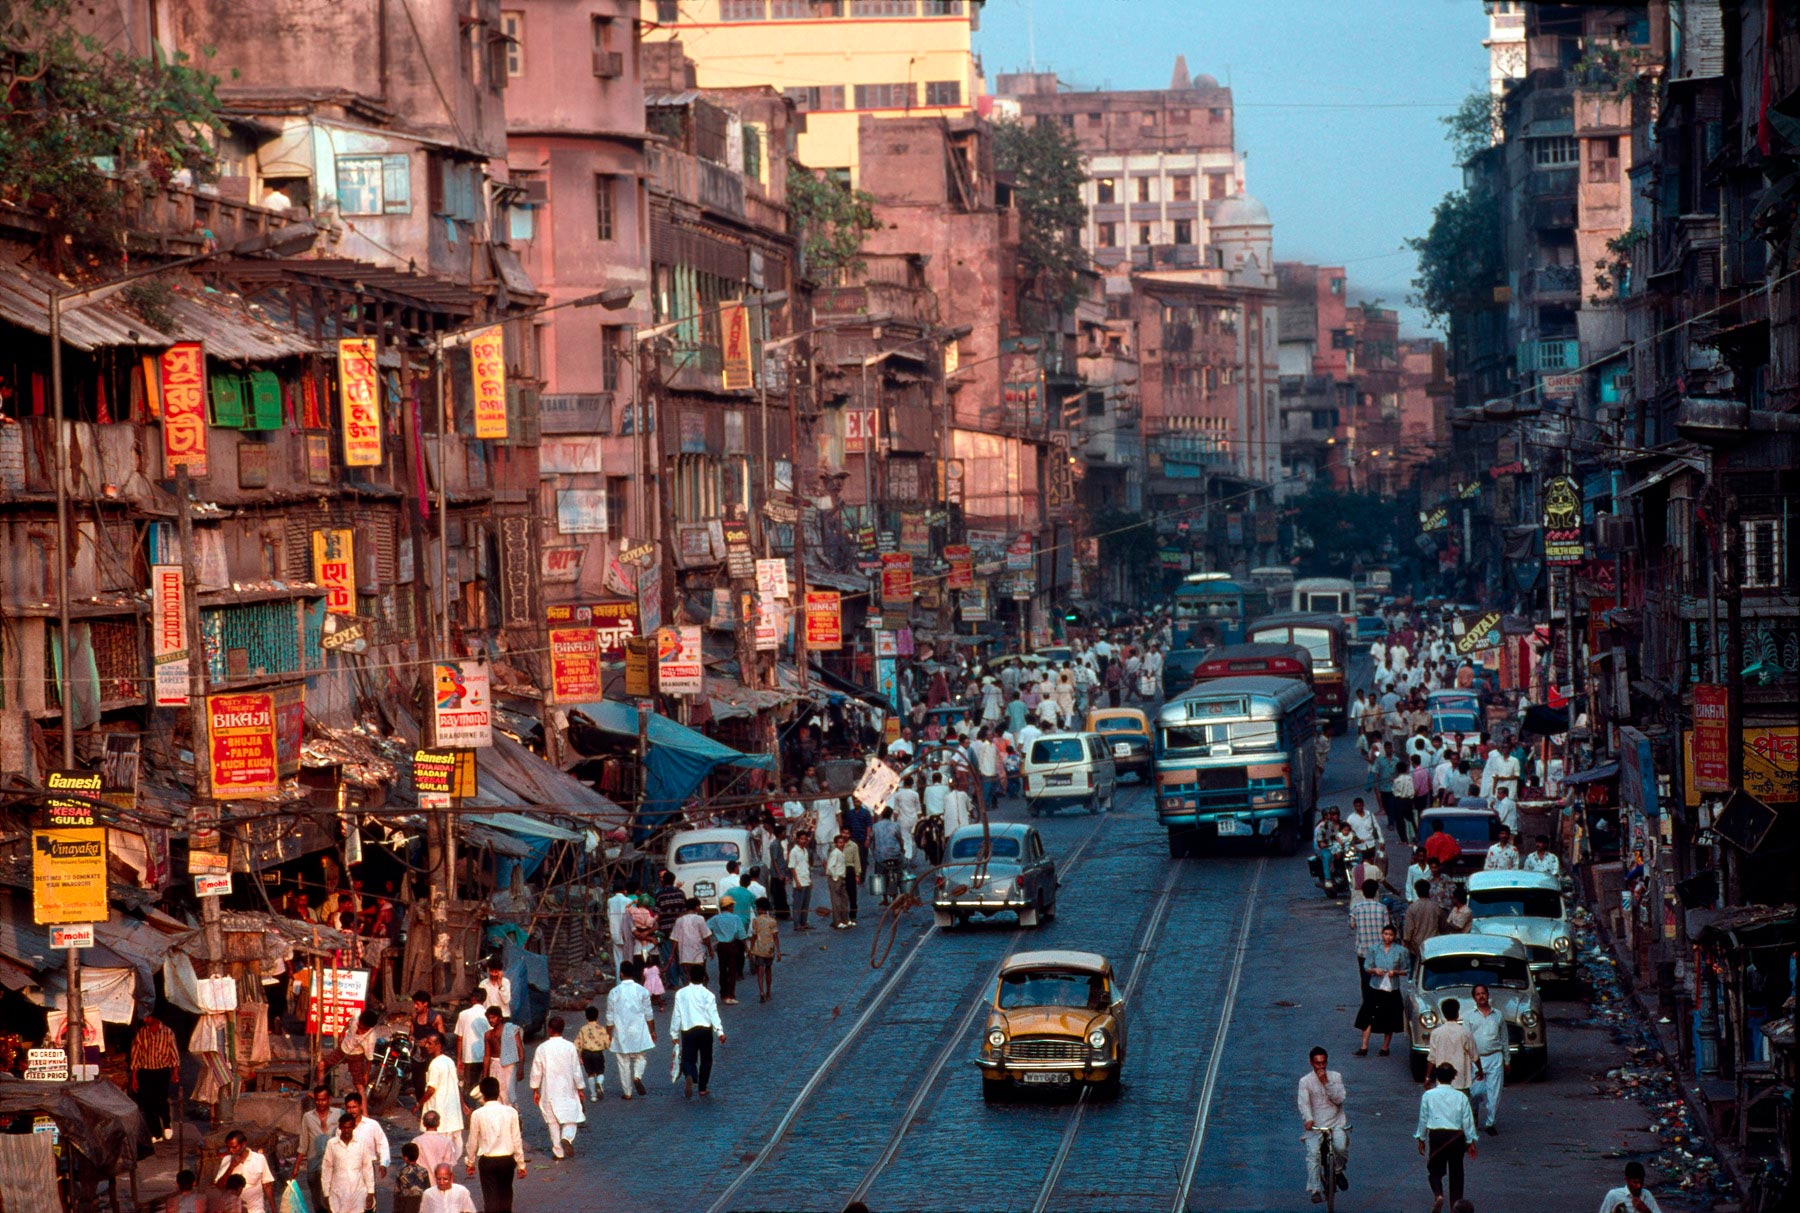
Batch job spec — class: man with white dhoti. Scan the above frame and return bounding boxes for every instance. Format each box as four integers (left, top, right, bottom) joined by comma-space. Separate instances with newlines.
606, 882, 635, 976
606, 959, 657, 1099
418, 1033, 465, 1153
529, 1016, 586, 1159
320, 1115, 376, 1213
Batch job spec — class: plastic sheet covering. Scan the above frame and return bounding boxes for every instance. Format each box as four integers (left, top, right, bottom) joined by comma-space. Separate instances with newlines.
0, 1079, 147, 1173
0, 1132, 58, 1211
563, 699, 771, 828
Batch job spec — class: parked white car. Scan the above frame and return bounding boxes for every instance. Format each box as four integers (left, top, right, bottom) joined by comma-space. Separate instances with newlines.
1465, 870, 1577, 986
665, 827, 753, 911
1022, 732, 1117, 817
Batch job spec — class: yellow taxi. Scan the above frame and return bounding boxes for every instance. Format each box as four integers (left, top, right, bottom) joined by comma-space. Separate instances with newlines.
1083, 707, 1152, 780
976, 950, 1125, 1100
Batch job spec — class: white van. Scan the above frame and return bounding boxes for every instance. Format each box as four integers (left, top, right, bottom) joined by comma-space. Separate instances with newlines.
665, 827, 753, 911
1023, 732, 1118, 817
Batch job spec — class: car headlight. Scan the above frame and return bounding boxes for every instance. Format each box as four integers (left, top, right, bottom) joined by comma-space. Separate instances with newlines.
1418, 1008, 1440, 1030
1552, 936, 1572, 953
987, 1028, 1007, 1048
1519, 1010, 1540, 1029
1086, 1029, 1108, 1050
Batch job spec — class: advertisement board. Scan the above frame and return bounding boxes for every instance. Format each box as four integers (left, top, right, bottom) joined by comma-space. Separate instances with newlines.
469, 326, 509, 439
755, 559, 790, 600
413, 749, 477, 798
45, 770, 102, 828
549, 627, 604, 703
1682, 726, 1799, 806
433, 661, 493, 748
880, 552, 913, 608
655, 626, 704, 696
1691, 684, 1730, 793
720, 301, 753, 390
944, 544, 973, 590
804, 591, 842, 650
32, 829, 108, 925
312, 528, 356, 616
207, 692, 279, 800
305, 968, 371, 1037
151, 564, 188, 706
1542, 475, 1583, 564
159, 342, 208, 477
337, 337, 382, 467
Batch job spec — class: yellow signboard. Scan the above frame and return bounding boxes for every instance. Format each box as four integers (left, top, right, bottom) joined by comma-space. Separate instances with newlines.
469, 327, 509, 439
32, 828, 108, 925
1681, 726, 1800, 806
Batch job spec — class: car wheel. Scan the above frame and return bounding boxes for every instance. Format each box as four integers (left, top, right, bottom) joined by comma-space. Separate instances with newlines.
1086, 794, 1099, 815
1094, 1073, 1122, 1100
1042, 895, 1057, 922
1276, 817, 1301, 857
1409, 1051, 1428, 1082
982, 1077, 1009, 1103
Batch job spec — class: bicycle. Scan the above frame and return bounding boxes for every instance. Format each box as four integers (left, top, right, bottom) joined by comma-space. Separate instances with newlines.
1315, 1126, 1348, 1211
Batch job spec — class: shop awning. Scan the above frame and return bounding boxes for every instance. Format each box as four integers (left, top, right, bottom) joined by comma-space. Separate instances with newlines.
1616, 455, 1706, 499
1563, 762, 1619, 785
565, 699, 772, 828
465, 813, 585, 842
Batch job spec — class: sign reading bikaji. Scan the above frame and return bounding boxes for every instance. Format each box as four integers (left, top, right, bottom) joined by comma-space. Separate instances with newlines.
469, 326, 508, 439
804, 591, 842, 650
160, 341, 208, 477
207, 692, 280, 800
337, 337, 382, 466
549, 627, 604, 703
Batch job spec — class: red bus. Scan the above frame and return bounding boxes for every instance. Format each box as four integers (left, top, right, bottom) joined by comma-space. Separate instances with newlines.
1189, 643, 1316, 692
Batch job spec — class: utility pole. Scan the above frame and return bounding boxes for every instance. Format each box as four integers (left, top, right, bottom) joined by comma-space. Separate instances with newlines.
428, 332, 457, 997
790, 344, 810, 692
47, 291, 84, 1071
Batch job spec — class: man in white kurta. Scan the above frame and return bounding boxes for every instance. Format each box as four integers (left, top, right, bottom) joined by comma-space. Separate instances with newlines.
419, 1034, 465, 1151
320, 1117, 376, 1213
606, 961, 657, 1098
529, 1017, 586, 1159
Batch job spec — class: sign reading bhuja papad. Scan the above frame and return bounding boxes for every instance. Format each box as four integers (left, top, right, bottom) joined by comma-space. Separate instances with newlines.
160, 342, 208, 477
207, 692, 280, 800
312, 528, 356, 615
804, 591, 842, 650
550, 627, 604, 703
469, 327, 508, 439
337, 337, 382, 466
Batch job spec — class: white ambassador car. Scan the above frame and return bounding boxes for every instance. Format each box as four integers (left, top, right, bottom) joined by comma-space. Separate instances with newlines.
665, 827, 752, 911
1402, 934, 1548, 1082
1465, 870, 1577, 987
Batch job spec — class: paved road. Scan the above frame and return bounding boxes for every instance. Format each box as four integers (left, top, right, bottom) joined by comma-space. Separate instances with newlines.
374, 720, 1700, 1213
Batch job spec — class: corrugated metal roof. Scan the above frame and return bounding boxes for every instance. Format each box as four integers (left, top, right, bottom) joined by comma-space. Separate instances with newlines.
0, 259, 174, 351
154, 286, 321, 361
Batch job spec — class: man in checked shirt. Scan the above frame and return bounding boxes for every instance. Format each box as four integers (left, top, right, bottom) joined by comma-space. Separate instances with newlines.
129, 1013, 181, 1141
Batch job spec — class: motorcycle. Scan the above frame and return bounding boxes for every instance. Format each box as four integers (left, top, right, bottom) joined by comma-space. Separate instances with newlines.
366, 1030, 416, 1113
1307, 838, 1359, 898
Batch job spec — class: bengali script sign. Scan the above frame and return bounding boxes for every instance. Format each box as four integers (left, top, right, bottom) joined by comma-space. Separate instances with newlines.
160, 342, 208, 477
312, 528, 356, 615
337, 337, 382, 467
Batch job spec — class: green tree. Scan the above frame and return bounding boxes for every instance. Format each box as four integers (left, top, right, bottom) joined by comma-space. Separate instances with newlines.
787, 164, 882, 282
1441, 90, 1501, 165
1289, 489, 1405, 577
1092, 506, 1161, 598
1, 0, 226, 252
1406, 188, 1502, 328
992, 117, 1087, 309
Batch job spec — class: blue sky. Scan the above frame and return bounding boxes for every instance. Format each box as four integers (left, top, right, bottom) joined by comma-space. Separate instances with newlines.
975, 0, 1490, 335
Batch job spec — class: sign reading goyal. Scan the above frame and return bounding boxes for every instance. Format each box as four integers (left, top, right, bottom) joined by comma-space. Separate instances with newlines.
32, 829, 108, 925
412, 748, 477, 798
1691, 684, 1731, 793
433, 661, 493, 747
312, 528, 356, 615
550, 627, 604, 702
151, 564, 188, 706
803, 591, 842, 650
1454, 610, 1504, 655
159, 341, 208, 477
337, 337, 383, 467
207, 692, 280, 800
469, 326, 509, 439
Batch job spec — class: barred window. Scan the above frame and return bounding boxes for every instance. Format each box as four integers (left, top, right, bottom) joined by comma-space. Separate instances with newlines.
924, 80, 961, 107
720, 0, 766, 19
854, 82, 913, 109
785, 85, 846, 112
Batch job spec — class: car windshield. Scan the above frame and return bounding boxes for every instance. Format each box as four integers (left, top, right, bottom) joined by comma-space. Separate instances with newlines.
1031, 738, 1087, 763
1092, 717, 1142, 733
1421, 955, 1531, 991
1158, 720, 1280, 755
1424, 816, 1498, 848
1469, 888, 1564, 919
1432, 712, 1480, 734
673, 840, 740, 865
997, 971, 1109, 1010
949, 835, 1022, 861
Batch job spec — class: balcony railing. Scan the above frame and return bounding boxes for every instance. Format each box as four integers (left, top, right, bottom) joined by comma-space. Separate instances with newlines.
1523, 264, 1582, 298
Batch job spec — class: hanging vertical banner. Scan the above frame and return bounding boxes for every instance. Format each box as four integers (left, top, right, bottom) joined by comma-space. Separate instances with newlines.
433, 661, 493, 748
1692, 683, 1731, 793
944, 544, 973, 590
151, 564, 189, 707
312, 528, 356, 615
549, 627, 604, 703
804, 591, 842, 650
469, 326, 508, 438
656, 626, 704, 695
159, 341, 208, 477
755, 558, 790, 600
1000, 335, 1045, 431
337, 337, 382, 466
880, 552, 913, 607
207, 691, 280, 800
754, 595, 781, 651
1541, 474, 1584, 564
720, 301, 754, 391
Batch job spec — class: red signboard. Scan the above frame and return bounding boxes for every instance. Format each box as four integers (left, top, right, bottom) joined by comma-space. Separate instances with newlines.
338, 337, 382, 466
160, 342, 208, 477
549, 627, 604, 703
207, 691, 279, 800
546, 601, 638, 658
880, 552, 913, 608
1692, 683, 1730, 793
804, 591, 842, 650
944, 544, 973, 590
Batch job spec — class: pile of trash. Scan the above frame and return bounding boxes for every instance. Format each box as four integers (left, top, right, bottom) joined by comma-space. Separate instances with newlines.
1576, 909, 1735, 1203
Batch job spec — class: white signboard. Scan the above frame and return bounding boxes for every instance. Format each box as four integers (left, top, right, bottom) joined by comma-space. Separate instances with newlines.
194, 872, 233, 898
538, 437, 605, 475
49, 924, 94, 949
24, 1049, 68, 1082
655, 626, 704, 696
754, 558, 790, 600
853, 759, 902, 812
556, 489, 609, 534
433, 660, 494, 748
151, 564, 189, 706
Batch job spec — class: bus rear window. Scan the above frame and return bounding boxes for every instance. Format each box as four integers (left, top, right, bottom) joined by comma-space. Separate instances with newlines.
1292, 628, 1335, 663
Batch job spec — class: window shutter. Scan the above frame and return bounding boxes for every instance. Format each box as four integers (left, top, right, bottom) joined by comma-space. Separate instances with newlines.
506, 384, 540, 445
382, 154, 412, 214
247, 371, 284, 430
210, 374, 248, 428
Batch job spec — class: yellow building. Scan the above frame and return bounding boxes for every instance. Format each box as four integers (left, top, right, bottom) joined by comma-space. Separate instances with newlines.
640, 0, 981, 180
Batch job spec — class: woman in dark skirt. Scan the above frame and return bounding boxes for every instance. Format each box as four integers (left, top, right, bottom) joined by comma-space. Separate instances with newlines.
1355, 924, 1408, 1056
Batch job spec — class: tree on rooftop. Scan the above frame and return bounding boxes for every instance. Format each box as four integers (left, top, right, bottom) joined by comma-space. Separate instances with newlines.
992, 117, 1087, 311
787, 164, 882, 283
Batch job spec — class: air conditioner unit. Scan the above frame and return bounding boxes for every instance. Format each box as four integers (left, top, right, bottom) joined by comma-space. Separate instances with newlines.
1595, 513, 1638, 553
593, 50, 624, 79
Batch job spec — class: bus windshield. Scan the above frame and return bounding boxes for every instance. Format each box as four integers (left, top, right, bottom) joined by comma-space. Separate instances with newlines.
1159, 720, 1280, 755
1290, 628, 1336, 664
1174, 596, 1241, 619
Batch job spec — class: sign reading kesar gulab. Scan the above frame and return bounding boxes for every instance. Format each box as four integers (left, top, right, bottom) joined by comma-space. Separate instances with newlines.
469, 326, 509, 439
549, 627, 604, 703
160, 341, 208, 477
207, 692, 280, 800
337, 337, 382, 466
312, 528, 356, 615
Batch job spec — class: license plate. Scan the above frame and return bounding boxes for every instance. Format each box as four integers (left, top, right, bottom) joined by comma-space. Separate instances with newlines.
694, 880, 715, 897
1021, 1071, 1071, 1084
1216, 819, 1251, 836
1045, 773, 1072, 786
1112, 742, 1131, 757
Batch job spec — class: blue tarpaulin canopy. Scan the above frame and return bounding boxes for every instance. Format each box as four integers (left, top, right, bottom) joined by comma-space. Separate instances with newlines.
565, 700, 773, 828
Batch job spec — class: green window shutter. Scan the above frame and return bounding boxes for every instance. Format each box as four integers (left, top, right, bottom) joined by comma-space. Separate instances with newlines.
209, 374, 247, 428
247, 371, 284, 431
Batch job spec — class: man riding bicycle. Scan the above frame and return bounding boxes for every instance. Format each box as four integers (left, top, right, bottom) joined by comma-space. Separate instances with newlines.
1297, 1045, 1350, 1203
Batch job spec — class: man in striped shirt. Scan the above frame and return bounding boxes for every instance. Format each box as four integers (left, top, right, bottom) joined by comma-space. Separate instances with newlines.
129, 1013, 180, 1141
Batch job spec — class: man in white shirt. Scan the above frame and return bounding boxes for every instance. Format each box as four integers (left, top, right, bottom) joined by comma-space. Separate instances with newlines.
479, 962, 513, 1022
528, 1015, 585, 1159
1597, 1162, 1664, 1213
453, 989, 488, 1082
294, 1085, 337, 1209
1345, 798, 1384, 853
972, 732, 1000, 805
1480, 744, 1520, 802
464, 1077, 526, 1210
1523, 835, 1563, 878
1425, 998, 1480, 1093
320, 1116, 375, 1213
887, 730, 915, 763
606, 883, 635, 975
213, 1131, 275, 1213
412, 1112, 458, 1178
785, 838, 814, 933
1015, 721, 1043, 761
1403, 847, 1432, 902
421, 1165, 478, 1213
942, 780, 972, 837
888, 777, 923, 861
605, 958, 656, 1097
921, 772, 948, 818
1295, 1046, 1349, 1202
1465, 984, 1506, 1135
419, 1034, 464, 1151
341, 1091, 389, 1178
671, 971, 727, 1098
1492, 790, 1520, 836
1484, 828, 1522, 871
1414, 1064, 1478, 1208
